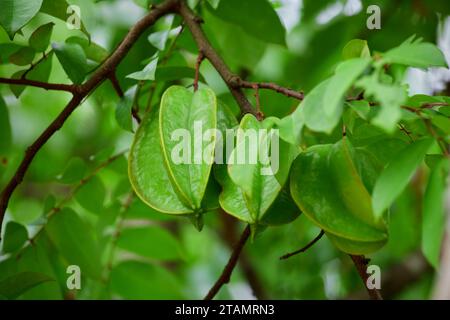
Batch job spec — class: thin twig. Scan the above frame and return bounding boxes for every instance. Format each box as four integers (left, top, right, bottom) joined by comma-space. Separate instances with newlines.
350, 254, 383, 300
21, 50, 52, 79
109, 73, 142, 123
15, 151, 127, 259
204, 225, 251, 300
239, 80, 305, 101
0, 77, 79, 93
280, 230, 325, 260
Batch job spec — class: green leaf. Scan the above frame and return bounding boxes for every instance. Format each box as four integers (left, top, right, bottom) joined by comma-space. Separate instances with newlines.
383, 36, 448, 68
45, 208, 102, 279
202, 8, 266, 70
117, 227, 183, 261
260, 187, 301, 226
0, 96, 12, 156
127, 56, 159, 81
110, 261, 183, 299
207, 0, 220, 9
276, 105, 305, 145
29, 22, 54, 52
372, 138, 433, 218
115, 86, 137, 132
129, 110, 192, 214
57, 157, 87, 184
342, 39, 371, 60
323, 58, 371, 117
422, 159, 449, 268
2, 221, 28, 254
301, 79, 339, 134
0, 0, 43, 39
221, 115, 299, 227
0, 43, 23, 64
299, 58, 370, 134
9, 52, 53, 98
66, 36, 108, 63
74, 176, 106, 214
159, 85, 217, 210
0, 272, 53, 300
148, 30, 170, 51
290, 138, 388, 254
9, 70, 26, 98
52, 42, 88, 84
40, 0, 90, 38
356, 73, 408, 133
9, 47, 36, 66
210, 0, 286, 46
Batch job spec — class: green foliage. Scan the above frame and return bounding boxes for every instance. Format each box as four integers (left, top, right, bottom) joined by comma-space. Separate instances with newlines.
110, 261, 183, 299
117, 226, 183, 261
115, 86, 137, 132
52, 42, 88, 84
290, 139, 388, 254
209, 0, 285, 46
382, 36, 448, 69
0, 272, 53, 300
0, 0, 449, 301
2, 221, 28, 253
29, 23, 54, 53
422, 158, 449, 268
45, 208, 102, 280
372, 138, 434, 218
0, 0, 43, 39
127, 56, 159, 81
0, 96, 12, 157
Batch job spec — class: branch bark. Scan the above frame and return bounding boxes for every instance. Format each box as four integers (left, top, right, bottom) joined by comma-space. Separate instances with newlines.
238, 80, 304, 101
176, 1, 256, 116
219, 213, 268, 299
346, 251, 431, 300
0, 77, 79, 93
204, 225, 251, 300
350, 255, 383, 300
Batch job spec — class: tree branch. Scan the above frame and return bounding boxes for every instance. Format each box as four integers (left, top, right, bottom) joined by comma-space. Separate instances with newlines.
238, 80, 304, 101
219, 213, 268, 299
280, 230, 325, 260
346, 251, 431, 300
350, 255, 383, 300
193, 51, 204, 92
0, 77, 79, 93
176, 1, 256, 116
204, 225, 251, 300
0, 0, 178, 237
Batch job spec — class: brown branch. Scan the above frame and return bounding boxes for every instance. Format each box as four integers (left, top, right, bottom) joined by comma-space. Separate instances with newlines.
0, 0, 178, 238
109, 73, 124, 98
176, 1, 256, 116
346, 251, 431, 300
239, 80, 305, 101
350, 255, 383, 300
280, 230, 325, 260
219, 213, 268, 299
0, 77, 79, 93
193, 51, 204, 92
204, 225, 251, 300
